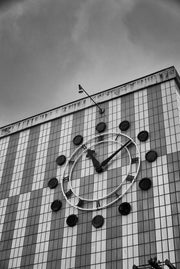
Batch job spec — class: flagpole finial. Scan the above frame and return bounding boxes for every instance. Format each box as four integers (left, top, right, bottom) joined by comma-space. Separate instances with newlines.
78, 84, 84, 93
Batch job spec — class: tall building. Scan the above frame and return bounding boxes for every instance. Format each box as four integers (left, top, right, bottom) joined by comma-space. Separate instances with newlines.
0, 66, 179, 269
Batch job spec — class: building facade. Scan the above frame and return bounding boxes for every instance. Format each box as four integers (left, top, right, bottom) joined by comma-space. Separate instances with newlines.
0, 66, 180, 269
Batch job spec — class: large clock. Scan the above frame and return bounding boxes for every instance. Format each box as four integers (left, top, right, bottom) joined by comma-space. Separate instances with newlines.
61, 131, 141, 211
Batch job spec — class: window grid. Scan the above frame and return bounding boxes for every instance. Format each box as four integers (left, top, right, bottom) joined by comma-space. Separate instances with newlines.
32, 122, 51, 191
60, 114, 78, 269
161, 81, 180, 153
152, 155, 176, 263
0, 79, 179, 268
0, 136, 10, 185
9, 130, 30, 197
8, 192, 31, 268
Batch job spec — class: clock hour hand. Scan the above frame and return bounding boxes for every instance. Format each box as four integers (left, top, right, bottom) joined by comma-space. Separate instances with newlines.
101, 139, 132, 167
87, 149, 103, 173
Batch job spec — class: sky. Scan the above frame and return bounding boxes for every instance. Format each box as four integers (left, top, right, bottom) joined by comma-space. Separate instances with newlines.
0, 0, 180, 127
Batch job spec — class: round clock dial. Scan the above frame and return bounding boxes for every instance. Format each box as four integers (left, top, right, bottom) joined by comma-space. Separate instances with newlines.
61, 132, 141, 211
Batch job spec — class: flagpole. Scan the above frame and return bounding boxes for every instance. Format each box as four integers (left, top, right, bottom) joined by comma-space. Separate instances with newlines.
78, 84, 105, 114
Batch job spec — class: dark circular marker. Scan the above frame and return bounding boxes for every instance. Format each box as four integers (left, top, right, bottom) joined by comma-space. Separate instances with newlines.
73, 135, 83, 146
139, 178, 152, 190
51, 200, 62, 212
56, 155, 66, 166
137, 130, 149, 142
119, 120, 130, 131
118, 202, 131, 215
96, 122, 106, 133
66, 214, 78, 227
145, 150, 158, 162
48, 177, 58, 189
92, 215, 104, 228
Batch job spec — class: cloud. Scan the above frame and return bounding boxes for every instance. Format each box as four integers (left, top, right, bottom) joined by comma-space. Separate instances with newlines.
124, 0, 180, 46
72, 0, 135, 43
70, 0, 138, 90
0, 0, 180, 126
0, 0, 25, 10
0, 0, 87, 125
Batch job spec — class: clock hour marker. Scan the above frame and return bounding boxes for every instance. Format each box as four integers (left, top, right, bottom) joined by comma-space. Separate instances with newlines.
131, 157, 139, 164
98, 135, 104, 142
96, 200, 100, 208
65, 189, 73, 198
115, 192, 120, 198
69, 159, 75, 164
82, 144, 87, 150
63, 176, 69, 182
126, 175, 134, 182
77, 199, 84, 208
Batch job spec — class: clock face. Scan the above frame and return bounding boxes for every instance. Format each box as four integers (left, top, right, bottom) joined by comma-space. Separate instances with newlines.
61, 132, 141, 211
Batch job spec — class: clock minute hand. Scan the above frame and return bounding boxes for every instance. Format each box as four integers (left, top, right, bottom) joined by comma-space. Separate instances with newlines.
101, 139, 132, 167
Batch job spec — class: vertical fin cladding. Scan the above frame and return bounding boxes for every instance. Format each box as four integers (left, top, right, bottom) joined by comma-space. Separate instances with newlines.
20, 125, 41, 194
20, 189, 43, 268
32, 122, 51, 191
8, 192, 31, 268
9, 130, 30, 197
106, 97, 122, 268
0, 132, 20, 200
0, 195, 20, 268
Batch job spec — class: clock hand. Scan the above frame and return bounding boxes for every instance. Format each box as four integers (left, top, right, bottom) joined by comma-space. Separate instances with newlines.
87, 149, 103, 173
101, 139, 132, 167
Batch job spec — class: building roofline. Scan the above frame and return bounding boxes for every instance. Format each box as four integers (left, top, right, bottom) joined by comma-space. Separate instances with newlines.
1, 65, 178, 129
0, 66, 179, 138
